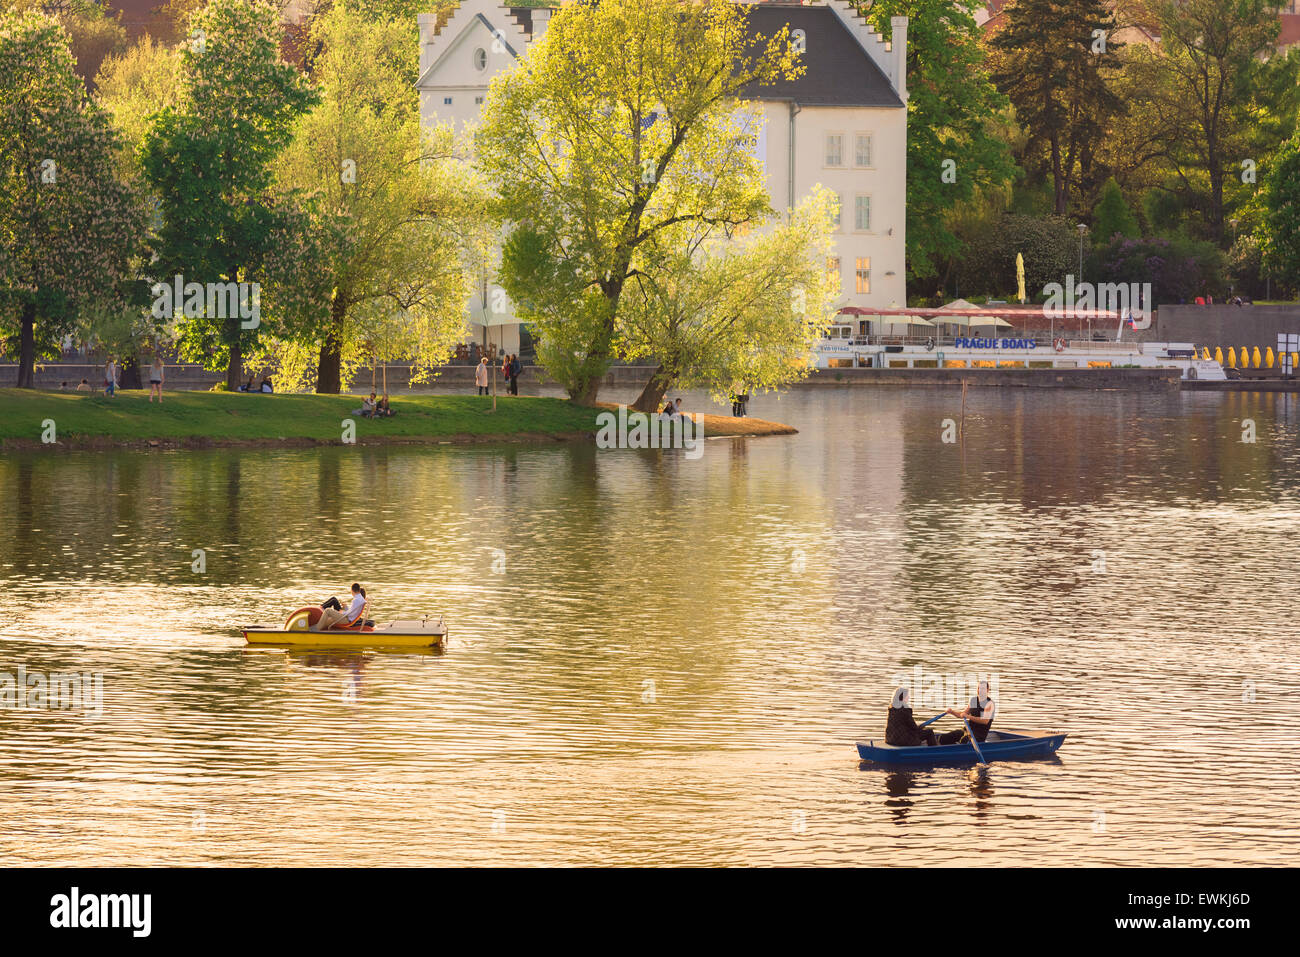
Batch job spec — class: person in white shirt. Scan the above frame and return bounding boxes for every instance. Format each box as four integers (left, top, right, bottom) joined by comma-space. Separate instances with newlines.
316, 584, 366, 630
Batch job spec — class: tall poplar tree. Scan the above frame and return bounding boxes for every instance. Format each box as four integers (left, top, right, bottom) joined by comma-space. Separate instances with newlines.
0, 9, 145, 388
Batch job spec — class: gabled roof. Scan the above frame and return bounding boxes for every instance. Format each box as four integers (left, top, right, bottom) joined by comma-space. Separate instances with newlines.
418, 1, 903, 108
741, 5, 903, 108
416, 0, 536, 89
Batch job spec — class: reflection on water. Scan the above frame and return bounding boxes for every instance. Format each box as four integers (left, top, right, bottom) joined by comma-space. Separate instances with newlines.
1, 387, 1299, 865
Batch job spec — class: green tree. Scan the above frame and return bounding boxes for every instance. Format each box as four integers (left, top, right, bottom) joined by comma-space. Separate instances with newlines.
95, 35, 181, 175
1262, 132, 1300, 293
618, 188, 837, 411
477, 0, 801, 404
272, 2, 478, 393
855, 1, 1015, 285
140, 0, 317, 390
990, 0, 1123, 216
1122, 0, 1283, 243
0, 9, 146, 388
1092, 176, 1139, 241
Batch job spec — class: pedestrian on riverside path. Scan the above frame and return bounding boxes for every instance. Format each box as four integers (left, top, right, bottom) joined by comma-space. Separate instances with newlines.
475, 357, 489, 395
509, 354, 522, 395
501, 353, 511, 393
104, 357, 118, 397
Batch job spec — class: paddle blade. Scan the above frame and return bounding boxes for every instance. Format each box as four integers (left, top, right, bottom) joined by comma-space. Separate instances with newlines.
963, 717, 989, 766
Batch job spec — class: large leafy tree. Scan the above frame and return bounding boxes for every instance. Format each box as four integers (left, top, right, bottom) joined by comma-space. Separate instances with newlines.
1118, 0, 1285, 243
95, 34, 181, 175
477, 0, 802, 405
990, 0, 1123, 216
0, 9, 146, 388
272, 2, 477, 393
854, 1, 1015, 285
140, 0, 317, 390
618, 188, 837, 411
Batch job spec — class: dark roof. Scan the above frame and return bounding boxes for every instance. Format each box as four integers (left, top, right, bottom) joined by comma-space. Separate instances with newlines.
741, 5, 903, 108
508, 7, 536, 36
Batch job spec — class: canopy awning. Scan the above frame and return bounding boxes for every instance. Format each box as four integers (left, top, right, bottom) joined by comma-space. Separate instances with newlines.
837, 310, 934, 326
932, 315, 1013, 328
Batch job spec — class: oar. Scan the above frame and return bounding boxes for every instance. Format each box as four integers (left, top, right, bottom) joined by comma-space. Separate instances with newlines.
963, 717, 989, 766
919, 712, 947, 728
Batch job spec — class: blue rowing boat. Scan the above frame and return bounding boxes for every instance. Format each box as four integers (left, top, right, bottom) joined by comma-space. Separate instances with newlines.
856, 728, 1067, 766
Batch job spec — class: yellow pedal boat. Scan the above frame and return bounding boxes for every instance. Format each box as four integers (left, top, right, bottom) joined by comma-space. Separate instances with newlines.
242, 606, 447, 648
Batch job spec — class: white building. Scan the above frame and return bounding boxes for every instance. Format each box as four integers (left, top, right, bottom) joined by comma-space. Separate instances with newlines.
415, 0, 909, 352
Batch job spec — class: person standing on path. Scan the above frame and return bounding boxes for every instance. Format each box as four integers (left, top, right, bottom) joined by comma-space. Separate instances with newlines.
104, 357, 118, 397
509, 354, 522, 395
475, 357, 489, 395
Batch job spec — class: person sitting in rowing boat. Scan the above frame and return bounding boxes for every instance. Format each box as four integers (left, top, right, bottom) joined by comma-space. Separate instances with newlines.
937, 680, 997, 744
885, 687, 939, 747
316, 584, 366, 630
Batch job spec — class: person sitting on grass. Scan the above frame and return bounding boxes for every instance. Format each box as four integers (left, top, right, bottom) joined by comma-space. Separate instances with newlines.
376, 394, 394, 417
259, 377, 273, 393
75, 378, 91, 392
353, 393, 377, 418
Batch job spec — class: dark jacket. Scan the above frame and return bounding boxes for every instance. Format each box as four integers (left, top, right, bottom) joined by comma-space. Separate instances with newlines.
510, 358, 522, 377
885, 706, 929, 746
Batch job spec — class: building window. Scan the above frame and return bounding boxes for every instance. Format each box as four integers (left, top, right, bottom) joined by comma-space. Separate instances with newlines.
826, 256, 841, 293
855, 195, 871, 231
474, 48, 488, 71
475, 95, 484, 105
855, 257, 871, 294
443, 96, 453, 105
825, 133, 843, 167
854, 133, 873, 168
832, 193, 841, 230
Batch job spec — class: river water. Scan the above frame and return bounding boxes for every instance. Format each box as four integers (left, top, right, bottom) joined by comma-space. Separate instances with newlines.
1, 386, 1298, 866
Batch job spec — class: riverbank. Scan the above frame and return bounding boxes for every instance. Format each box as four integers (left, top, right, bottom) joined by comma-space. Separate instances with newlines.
0, 389, 794, 451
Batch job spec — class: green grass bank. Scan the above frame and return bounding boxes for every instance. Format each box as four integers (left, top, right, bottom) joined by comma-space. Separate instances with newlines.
0, 389, 795, 451
0, 389, 602, 450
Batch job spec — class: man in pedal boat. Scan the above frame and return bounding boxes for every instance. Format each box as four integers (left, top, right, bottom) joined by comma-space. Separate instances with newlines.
935, 680, 996, 745
316, 583, 366, 630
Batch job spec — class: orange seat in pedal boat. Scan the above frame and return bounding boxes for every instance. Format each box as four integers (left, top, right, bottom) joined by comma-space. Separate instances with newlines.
283, 603, 375, 633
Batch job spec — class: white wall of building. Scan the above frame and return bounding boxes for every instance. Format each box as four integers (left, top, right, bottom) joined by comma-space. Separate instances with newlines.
417, 2, 909, 347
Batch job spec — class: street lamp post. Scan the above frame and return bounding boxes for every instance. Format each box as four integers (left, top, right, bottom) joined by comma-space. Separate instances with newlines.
1077, 223, 1088, 339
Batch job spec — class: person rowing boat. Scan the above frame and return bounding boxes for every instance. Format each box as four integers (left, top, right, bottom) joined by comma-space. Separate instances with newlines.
935, 679, 997, 745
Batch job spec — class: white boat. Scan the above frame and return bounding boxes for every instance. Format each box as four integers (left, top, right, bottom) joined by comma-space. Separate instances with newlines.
815, 335, 1225, 381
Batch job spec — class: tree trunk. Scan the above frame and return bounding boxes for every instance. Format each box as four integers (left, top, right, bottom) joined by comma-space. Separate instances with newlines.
16, 301, 36, 389
631, 363, 672, 413
316, 293, 346, 394
224, 314, 243, 391
120, 355, 143, 391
